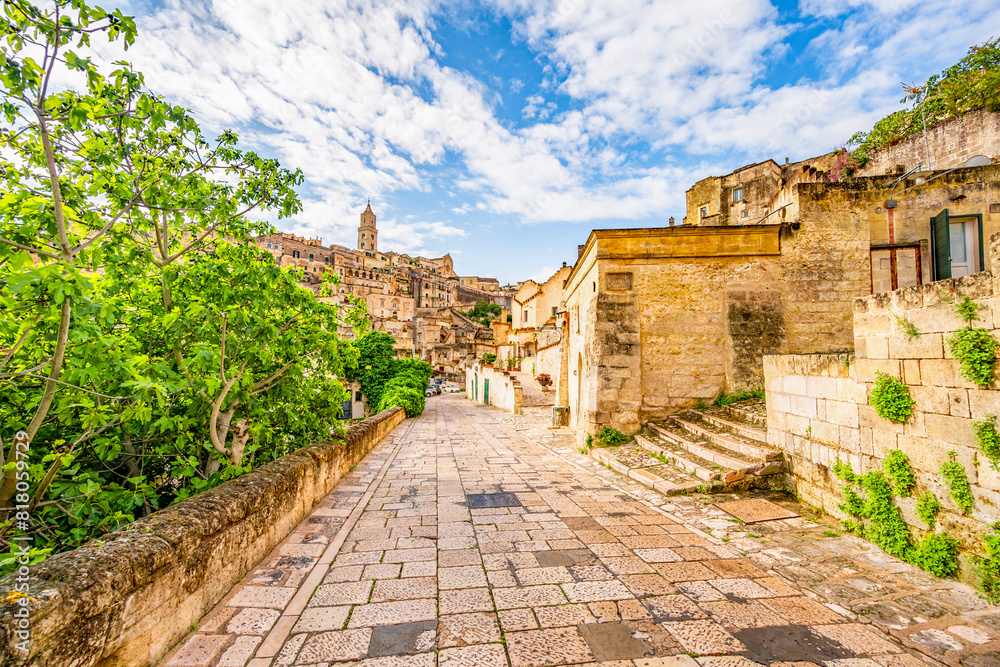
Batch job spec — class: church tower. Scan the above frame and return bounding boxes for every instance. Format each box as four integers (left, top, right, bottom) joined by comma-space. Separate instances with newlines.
358, 201, 377, 252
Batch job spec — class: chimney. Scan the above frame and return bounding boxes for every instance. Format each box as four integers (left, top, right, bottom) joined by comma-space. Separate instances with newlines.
785, 157, 789, 165
577, 244, 586, 259
562, 261, 567, 268
669, 217, 675, 226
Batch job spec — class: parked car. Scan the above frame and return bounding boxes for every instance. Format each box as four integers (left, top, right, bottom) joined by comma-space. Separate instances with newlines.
433, 385, 442, 395
443, 384, 461, 393
425, 388, 436, 397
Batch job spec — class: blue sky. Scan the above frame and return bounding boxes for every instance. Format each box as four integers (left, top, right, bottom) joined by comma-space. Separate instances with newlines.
98, 0, 999, 284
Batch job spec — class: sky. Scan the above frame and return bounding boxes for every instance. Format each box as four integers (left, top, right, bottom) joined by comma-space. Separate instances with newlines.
91, 0, 1000, 284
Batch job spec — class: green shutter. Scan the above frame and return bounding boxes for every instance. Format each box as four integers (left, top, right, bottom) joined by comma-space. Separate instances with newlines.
931, 209, 951, 281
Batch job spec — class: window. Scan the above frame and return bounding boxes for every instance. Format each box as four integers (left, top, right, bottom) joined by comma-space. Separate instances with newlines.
266, 242, 272, 248
324, 257, 329, 264
552, 306, 558, 317
292, 250, 300, 258
355, 391, 362, 401
733, 187, 743, 202
309, 253, 314, 261
699, 206, 708, 219
523, 311, 528, 322
742, 210, 749, 218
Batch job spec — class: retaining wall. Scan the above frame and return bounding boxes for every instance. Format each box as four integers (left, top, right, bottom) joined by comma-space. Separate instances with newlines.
0, 407, 406, 666
765, 262, 1000, 566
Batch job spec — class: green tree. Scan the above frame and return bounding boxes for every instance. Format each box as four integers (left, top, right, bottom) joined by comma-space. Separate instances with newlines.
0, 0, 363, 567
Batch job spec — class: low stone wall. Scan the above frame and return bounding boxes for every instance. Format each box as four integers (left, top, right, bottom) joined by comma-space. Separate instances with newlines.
855, 108, 1000, 176
765, 270, 1000, 566
0, 407, 406, 667
465, 363, 523, 413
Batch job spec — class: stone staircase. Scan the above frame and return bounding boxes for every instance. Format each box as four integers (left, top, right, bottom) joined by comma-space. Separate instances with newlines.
591, 400, 786, 495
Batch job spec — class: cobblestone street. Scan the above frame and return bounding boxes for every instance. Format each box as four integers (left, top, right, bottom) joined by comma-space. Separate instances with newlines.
164, 396, 998, 667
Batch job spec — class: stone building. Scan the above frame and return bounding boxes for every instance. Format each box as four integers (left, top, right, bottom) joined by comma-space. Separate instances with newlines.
559, 149, 999, 439
256, 204, 503, 370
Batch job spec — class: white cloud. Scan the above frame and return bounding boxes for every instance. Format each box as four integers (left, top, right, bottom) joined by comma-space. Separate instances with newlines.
73, 0, 998, 251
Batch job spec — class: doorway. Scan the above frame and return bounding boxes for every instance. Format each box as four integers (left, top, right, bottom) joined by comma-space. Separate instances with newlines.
575, 352, 583, 428
931, 209, 984, 280
950, 218, 980, 277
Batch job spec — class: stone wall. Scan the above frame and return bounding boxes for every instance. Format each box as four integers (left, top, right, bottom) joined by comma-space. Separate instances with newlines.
465, 364, 523, 414
765, 259, 1000, 563
0, 408, 406, 667
856, 109, 1000, 177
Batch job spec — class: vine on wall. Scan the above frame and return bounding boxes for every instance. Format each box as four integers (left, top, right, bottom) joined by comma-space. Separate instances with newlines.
869, 372, 915, 423
947, 296, 997, 388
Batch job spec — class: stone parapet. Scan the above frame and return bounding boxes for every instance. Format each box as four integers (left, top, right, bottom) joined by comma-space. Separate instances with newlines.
0, 408, 406, 667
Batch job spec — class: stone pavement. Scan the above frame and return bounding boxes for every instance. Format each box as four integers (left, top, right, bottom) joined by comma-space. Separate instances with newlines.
162, 395, 997, 667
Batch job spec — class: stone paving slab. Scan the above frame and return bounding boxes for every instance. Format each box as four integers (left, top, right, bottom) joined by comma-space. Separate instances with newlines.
161, 397, 982, 667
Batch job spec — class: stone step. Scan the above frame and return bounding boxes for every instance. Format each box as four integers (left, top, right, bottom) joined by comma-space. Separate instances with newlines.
722, 400, 766, 428
691, 408, 768, 445
590, 445, 702, 495
669, 415, 779, 463
635, 434, 724, 482
649, 421, 758, 471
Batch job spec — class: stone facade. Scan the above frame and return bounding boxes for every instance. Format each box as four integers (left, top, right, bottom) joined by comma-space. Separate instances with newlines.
562, 220, 864, 438
0, 408, 406, 667
765, 240, 1000, 567
856, 108, 1000, 177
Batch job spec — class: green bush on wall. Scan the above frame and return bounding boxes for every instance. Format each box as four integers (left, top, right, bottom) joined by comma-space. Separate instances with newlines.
869, 372, 915, 423
974, 415, 1000, 470
947, 296, 997, 388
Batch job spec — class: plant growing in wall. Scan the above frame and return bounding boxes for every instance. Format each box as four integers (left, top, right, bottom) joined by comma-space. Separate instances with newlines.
832, 458, 961, 578
596, 426, 629, 446
941, 452, 975, 515
977, 522, 1000, 604
916, 492, 942, 529
892, 313, 921, 340
947, 296, 997, 388
912, 534, 961, 577
974, 415, 1000, 470
869, 372, 915, 423
884, 450, 916, 496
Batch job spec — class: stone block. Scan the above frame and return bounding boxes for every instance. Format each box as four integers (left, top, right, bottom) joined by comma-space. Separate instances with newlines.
865, 336, 889, 359
789, 395, 818, 419
785, 413, 810, 437
806, 375, 839, 399
924, 413, 977, 448
825, 400, 860, 428
769, 392, 790, 413
853, 359, 901, 383
887, 333, 944, 360
839, 426, 861, 453
903, 410, 927, 437
870, 427, 899, 458
907, 304, 965, 334
902, 360, 921, 386
968, 389, 1000, 420
918, 359, 968, 388
912, 385, 951, 415
809, 420, 839, 445
948, 389, 971, 418
783, 375, 807, 395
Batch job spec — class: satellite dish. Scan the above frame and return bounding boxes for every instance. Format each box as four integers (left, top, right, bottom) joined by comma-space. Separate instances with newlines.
962, 155, 992, 168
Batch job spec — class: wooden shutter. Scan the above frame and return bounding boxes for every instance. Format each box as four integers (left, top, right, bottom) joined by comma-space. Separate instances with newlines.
931, 209, 951, 280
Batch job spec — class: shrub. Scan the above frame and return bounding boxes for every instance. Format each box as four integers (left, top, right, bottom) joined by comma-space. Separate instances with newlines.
377, 381, 425, 417
974, 415, 1000, 470
714, 389, 765, 406
941, 452, 975, 514
977, 522, 1000, 604
916, 492, 942, 529
481, 353, 497, 365
947, 296, 996, 388
948, 327, 996, 388
884, 450, 916, 496
869, 372, 914, 423
912, 534, 960, 577
597, 426, 629, 445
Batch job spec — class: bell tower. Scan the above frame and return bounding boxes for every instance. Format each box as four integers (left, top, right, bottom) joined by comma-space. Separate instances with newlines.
358, 201, 377, 252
